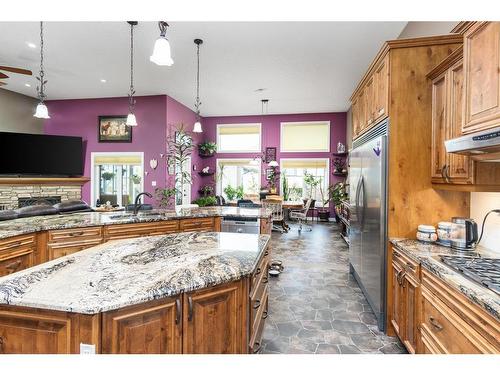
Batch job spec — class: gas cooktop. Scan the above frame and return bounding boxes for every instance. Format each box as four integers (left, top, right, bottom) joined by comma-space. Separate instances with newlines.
440, 255, 500, 295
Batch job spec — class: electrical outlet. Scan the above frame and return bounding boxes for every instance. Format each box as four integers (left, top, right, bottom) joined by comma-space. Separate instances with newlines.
80, 343, 96, 355
152, 180, 157, 187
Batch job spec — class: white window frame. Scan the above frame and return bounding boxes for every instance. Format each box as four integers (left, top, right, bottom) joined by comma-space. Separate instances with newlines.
280, 121, 331, 153
216, 123, 262, 153
90, 151, 144, 207
215, 158, 261, 197
279, 157, 330, 204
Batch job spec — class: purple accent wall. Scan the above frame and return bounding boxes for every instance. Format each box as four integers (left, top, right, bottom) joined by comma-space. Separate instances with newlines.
199, 112, 347, 214
44, 95, 199, 206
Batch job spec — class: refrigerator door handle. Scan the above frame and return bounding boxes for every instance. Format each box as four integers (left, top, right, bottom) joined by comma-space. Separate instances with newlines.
358, 176, 365, 230
355, 175, 362, 223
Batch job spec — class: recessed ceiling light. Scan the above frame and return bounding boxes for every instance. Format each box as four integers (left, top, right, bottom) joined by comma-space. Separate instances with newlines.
255, 88, 267, 92
100, 79, 107, 83
26, 42, 36, 49
24, 83, 31, 87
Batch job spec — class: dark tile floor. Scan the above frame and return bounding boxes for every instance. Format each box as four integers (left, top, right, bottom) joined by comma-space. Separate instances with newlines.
260, 221, 407, 354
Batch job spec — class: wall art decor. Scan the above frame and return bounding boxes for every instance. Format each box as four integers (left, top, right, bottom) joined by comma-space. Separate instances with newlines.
265, 147, 277, 163
98, 116, 132, 142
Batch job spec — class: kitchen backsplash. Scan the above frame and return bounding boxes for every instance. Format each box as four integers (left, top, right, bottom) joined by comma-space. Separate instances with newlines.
470, 192, 500, 252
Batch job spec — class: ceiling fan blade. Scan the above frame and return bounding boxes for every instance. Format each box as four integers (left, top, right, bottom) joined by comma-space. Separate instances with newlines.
0, 72, 8, 79
0, 66, 32, 75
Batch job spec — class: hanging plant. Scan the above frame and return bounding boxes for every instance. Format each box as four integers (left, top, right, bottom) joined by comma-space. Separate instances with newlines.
130, 174, 141, 185
198, 141, 217, 156
101, 172, 115, 181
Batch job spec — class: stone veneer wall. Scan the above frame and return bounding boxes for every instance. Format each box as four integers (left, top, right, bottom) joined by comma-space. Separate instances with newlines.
0, 185, 82, 210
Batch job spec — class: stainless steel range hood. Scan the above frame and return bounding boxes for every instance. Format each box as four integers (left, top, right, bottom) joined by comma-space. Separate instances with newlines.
445, 126, 500, 161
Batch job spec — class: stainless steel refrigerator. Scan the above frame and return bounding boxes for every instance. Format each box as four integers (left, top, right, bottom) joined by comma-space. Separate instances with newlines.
349, 120, 388, 331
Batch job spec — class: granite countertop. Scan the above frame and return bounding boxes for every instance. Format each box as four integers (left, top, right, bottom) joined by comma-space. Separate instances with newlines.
0, 206, 272, 240
0, 231, 270, 314
390, 238, 500, 320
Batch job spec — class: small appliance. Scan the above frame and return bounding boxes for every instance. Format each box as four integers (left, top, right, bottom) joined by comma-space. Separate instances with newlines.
450, 217, 478, 250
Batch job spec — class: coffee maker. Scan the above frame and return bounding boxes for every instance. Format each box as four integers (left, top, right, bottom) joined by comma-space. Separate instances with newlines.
450, 217, 479, 250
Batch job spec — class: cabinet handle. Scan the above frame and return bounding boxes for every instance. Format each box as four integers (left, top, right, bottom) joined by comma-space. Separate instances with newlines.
255, 267, 261, 276
262, 310, 268, 320
175, 298, 181, 325
252, 342, 262, 354
253, 299, 261, 310
378, 108, 384, 115
393, 251, 401, 258
406, 262, 416, 271
69, 231, 85, 237
5, 260, 22, 272
428, 316, 443, 331
441, 165, 450, 183
2, 241, 22, 250
188, 296, 193, 322
264, 250, 269, 257
444, 165, 451, 183
262, 276, 269, 284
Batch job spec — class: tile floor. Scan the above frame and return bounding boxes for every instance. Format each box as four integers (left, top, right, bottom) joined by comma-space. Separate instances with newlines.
260, 221, 407, 354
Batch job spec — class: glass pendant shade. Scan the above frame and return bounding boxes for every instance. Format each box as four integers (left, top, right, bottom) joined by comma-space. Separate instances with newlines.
150, 37, 174, 66
34, 102, 50, 119
126, 112, 138, 126
193, 120, 203, 133
268, 160, 279, 168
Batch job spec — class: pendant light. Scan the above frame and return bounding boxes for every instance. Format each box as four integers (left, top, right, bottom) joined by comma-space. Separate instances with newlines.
150, 21, 174, 66
193, 39, 203, 133
126, 21, 138, 126
34, 21, 50, 119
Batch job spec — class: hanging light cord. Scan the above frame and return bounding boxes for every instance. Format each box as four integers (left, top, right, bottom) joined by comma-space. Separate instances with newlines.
158, 21, 168, 37
36, 21, 46, 103
477, 209, 500, 245
128, 23, 136, 112
194, 42, 201, 119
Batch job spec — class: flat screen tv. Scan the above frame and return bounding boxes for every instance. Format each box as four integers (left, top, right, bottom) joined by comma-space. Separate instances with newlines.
0, 132, 84, 176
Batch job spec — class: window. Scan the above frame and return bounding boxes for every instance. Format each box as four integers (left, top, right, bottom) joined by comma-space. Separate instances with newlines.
91, 152, 144, 207
280, 159, 329, 205
280, 121, 330, 152
216, 159, 260, 200
217, 123, 261, 153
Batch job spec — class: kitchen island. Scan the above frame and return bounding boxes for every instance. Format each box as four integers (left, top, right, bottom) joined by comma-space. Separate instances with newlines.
0, 231, 271, 354
0, 207, 272, 277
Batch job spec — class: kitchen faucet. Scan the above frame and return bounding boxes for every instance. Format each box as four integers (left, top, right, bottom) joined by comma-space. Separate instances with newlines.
133, 192, 153, 215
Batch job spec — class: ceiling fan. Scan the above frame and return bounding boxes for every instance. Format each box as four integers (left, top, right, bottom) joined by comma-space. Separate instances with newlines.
0, 66, 33, 87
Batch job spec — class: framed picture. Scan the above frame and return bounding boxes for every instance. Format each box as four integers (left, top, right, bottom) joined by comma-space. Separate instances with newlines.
265, 168, 273, 180
98, 116, 132, 143
265, 147, 277, 163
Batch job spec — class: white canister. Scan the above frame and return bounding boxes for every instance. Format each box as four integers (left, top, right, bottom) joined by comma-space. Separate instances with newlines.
417, 224, 437, 243
437, 221, 453, 246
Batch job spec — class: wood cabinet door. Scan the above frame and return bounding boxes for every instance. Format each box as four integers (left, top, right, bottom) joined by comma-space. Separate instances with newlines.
102, 298, 182, 354
374, 54, 390, 123
183, 280, 246, 354
352, 96, 361, 139
463, 22, 500, 133
48, 238, 103, 260
358, 88, 366, 134
430, 72, 448, 182
448, 60, 474, 183
390, 261, 404, 337
403, 274, 419, 354
0, 247, 34, 277
364, 76, 375, 130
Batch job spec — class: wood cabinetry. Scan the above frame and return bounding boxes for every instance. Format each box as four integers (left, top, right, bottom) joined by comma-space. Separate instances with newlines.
390, 246, 420, 354
179, 217, 216, 232
103, 221, 180, 241
351, 53, 390, 139
0, 234, 36, 277
47, 227, 103, 260
420, 269, 500, 353
102, 297, 182, 354
183, 280, 247, 354
249, 247, 270, 353
428, 47, 474, 185
463, 22, 500, 134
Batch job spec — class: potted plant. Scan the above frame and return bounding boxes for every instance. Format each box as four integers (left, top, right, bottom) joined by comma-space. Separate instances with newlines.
200, 185, 214, 197
155, 187, 177, 208
167, 124, 195, 205
223, 185, 237, 201
101, 172, 115, 181
192, 196, 217, 207
198, 141, 217, 157
282, 175, 289, 201
267, 166, 280, 194
318, 182, 347, 222
303, 172, 319, 207
130, 174, 141, 185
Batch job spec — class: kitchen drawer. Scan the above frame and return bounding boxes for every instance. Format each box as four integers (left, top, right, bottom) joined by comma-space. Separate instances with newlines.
251, 249, 270, 295
103, 221, 179, 240
47, 227, 102, 243
179, 218, 214, 232
421, 269, 500, 353
0, 246, 35, 277
249, 291, 268, 354
48, 238, 103, 260
0, 234, 36, 253
392, 247, 419, 281
250, 284, 268, 337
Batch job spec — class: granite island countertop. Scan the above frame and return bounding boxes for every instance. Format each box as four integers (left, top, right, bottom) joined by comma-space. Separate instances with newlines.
0, 206, 272, 240
390, 238, 500, 320
0, 231, 270, 314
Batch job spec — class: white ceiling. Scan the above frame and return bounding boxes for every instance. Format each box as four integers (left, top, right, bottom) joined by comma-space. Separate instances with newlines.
0, 22, 407, 116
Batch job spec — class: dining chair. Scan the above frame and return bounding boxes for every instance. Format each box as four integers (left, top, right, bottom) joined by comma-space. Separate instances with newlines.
262, 199, 286, 233
290, 199, 313, 234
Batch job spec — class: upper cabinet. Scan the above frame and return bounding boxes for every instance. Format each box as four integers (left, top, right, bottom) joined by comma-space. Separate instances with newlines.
351, 53, 390, 139
463, 22, 500, 134
428, 47, 474, 185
